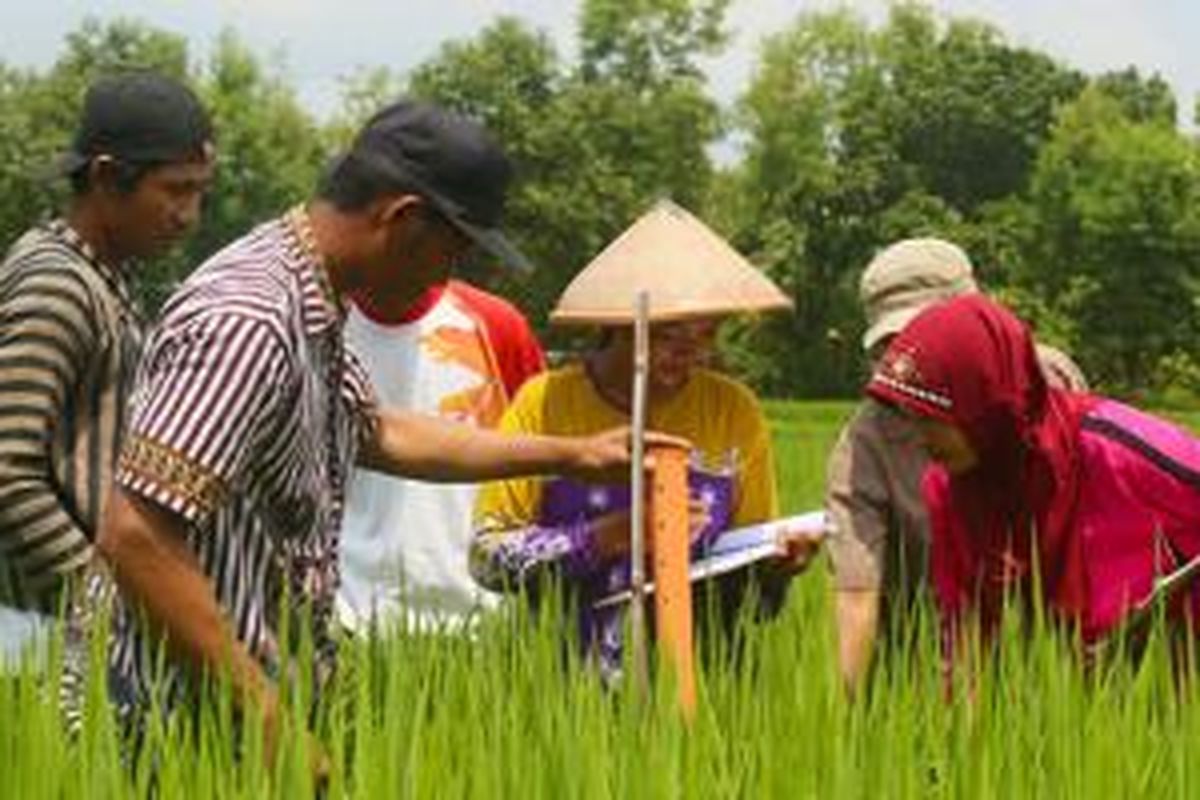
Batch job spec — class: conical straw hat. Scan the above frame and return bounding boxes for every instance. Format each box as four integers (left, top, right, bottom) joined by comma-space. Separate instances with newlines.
550, 200, 793, 325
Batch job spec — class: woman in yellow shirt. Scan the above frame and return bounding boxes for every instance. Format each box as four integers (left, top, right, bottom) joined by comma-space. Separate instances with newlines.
470, 201, 819, 677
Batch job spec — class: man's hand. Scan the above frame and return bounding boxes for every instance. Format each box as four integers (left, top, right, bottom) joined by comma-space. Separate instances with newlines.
305, 730, 333, 788
560, 427, 690, 484
559, 427, 635, 483
362, 410, 689, 484
261, 701, 331, 788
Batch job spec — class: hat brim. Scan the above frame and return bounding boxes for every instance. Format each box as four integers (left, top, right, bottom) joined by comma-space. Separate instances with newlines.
444, 214, 534, 274
862, 306, 922, 353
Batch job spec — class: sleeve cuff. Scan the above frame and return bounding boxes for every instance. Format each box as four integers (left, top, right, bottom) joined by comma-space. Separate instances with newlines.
116, 435, 227, 523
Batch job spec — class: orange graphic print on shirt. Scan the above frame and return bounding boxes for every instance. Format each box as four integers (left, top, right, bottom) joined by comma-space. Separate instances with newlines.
421, 326, 507, 427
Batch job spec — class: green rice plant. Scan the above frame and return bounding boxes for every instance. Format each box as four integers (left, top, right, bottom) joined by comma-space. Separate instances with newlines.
3, 400, 1199, 798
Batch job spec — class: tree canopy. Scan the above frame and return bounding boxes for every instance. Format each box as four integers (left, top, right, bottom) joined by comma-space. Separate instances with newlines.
1, 2, 1196, 399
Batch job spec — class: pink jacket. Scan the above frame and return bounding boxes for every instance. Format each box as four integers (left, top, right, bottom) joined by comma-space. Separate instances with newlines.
926, 400, 1200, 646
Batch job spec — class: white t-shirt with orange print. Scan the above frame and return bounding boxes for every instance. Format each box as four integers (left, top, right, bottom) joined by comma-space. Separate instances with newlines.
338, 281, 544, 633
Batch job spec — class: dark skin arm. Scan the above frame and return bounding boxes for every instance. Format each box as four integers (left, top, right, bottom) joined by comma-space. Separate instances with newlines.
97, 488, 328, 780
359, 407, 677, 483
836, 587, 882, 697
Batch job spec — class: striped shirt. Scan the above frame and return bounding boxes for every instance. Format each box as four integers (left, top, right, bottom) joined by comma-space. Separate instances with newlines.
0, 220, 143, 612
109, 210, 377, 718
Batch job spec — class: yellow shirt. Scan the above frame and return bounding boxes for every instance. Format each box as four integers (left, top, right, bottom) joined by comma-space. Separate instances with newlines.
472, 363, 777, 587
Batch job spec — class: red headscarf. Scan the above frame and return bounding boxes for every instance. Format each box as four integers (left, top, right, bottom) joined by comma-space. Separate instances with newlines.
866, 295, 1098, 636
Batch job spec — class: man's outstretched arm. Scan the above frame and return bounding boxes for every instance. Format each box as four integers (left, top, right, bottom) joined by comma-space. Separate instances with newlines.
359, 406, 674, 483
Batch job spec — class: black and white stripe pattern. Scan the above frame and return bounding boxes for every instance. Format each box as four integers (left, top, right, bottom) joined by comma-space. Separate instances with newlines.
0, 221, 143, 612
109, 216, 376, 719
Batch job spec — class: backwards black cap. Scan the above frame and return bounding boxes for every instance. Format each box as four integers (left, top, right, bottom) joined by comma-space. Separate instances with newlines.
61, 71, 213, 175
346, 99, 533, 272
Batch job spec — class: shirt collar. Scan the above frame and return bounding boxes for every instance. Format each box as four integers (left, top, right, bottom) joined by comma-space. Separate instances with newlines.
282, 205, 344, 336
44, 219, 144, 323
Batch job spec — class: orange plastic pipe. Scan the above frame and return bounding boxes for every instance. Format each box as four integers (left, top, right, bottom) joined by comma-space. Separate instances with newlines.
648, 442, 695, 716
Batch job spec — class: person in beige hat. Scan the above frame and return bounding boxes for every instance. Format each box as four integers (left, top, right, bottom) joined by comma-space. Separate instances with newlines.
469, 201, 822, 680
826, 237, 1087, 695
859, 238, 979, 352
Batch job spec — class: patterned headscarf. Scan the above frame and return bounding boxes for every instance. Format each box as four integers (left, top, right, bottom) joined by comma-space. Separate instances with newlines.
866, 295, 1098, 636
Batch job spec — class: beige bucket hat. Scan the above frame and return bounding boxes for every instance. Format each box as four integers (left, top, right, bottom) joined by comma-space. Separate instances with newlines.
550, 200, 792, 325
859, 237, 978, 351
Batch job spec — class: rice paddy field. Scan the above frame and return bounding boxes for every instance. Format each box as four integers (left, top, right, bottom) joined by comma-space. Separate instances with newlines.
4, 400, 1200, 798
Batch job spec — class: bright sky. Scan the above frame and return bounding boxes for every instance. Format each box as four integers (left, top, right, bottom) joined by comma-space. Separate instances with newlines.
1, 0, 1195, 127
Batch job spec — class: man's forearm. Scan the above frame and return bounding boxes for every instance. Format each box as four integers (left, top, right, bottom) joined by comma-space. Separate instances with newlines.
836, 588, 881, 696
97, 488, 277, 717
360, 408, 583, 482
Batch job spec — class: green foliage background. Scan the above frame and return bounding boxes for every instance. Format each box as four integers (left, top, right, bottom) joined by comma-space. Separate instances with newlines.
2, 2, 1198, 400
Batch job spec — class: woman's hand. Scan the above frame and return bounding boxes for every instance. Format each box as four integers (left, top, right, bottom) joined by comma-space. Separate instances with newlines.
774, 525, 824, 575
589, 496, 711, 564
590, 509, 634, 562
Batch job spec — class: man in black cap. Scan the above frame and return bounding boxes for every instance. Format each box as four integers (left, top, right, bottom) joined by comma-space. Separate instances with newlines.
97, 100, 640, 777
0, 71, 213, 668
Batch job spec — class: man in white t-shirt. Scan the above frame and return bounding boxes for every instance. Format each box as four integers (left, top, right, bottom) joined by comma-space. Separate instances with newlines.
339, 278, 545, 632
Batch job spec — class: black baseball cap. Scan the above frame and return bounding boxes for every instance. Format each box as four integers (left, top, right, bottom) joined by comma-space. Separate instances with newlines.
60, 71, 213, 175
345, 99, 533, 272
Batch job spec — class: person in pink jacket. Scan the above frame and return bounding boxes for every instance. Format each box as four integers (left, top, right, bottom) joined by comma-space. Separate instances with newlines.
865, 294, 1200, 663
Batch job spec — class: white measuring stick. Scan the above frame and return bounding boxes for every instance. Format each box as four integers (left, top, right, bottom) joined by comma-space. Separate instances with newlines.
628, 290, 650, 690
